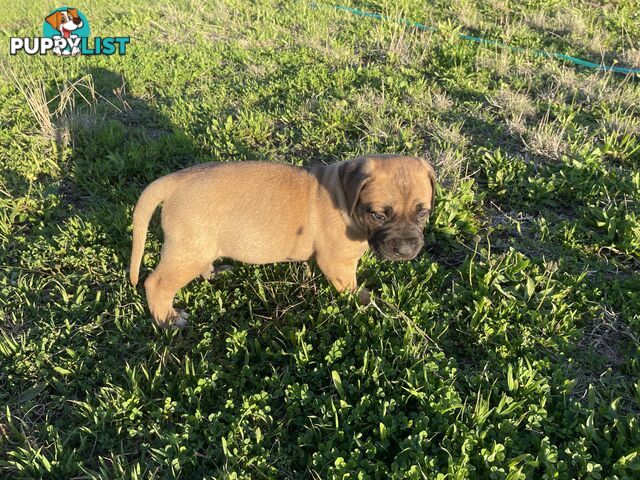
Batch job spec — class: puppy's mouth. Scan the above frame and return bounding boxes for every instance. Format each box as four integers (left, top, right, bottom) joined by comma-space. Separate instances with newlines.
61, 20, 82, 37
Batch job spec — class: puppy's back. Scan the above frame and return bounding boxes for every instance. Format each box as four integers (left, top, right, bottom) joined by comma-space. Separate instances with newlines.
160, 161, 319, 264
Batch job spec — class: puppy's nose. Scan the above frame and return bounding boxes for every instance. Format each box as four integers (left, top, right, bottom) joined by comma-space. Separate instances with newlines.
392, 237, 421, 257
73, 17, 82, 25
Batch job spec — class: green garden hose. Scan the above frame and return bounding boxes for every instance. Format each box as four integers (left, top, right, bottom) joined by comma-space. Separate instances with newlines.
323, 3, 640, 75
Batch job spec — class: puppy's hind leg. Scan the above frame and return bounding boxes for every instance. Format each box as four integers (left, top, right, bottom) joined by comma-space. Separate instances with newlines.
144, 251, 211, 328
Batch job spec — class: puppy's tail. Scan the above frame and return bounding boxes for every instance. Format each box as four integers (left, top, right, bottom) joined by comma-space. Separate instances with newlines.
129, 175, 178, 286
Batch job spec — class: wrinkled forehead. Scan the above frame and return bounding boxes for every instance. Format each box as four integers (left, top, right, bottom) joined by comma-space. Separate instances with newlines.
362, 159, 433, 208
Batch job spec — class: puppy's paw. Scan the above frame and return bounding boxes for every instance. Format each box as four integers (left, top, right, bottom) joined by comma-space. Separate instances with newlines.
358, 287, 371, 306
173, 310, 190, 329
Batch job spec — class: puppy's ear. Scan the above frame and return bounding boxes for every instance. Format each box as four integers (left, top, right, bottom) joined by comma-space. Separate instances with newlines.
339, 157, 369, 216
45, 11, 63, 30
67, 8, 79, 18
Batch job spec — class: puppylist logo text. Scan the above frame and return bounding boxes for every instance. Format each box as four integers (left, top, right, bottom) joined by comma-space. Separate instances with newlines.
10, 7, 130, 56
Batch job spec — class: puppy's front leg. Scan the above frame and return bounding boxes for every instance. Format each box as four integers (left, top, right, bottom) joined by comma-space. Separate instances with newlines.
316, 254, 370, 304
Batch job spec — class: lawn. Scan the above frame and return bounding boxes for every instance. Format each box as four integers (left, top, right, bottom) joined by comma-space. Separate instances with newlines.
1, 0, 639, 478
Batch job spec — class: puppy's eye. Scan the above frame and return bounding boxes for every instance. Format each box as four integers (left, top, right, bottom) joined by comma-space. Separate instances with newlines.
370, 212, 386, 223
417, 210, 430, 220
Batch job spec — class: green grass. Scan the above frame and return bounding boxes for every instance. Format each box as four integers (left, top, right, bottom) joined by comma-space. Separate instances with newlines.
1, 0, 639, 478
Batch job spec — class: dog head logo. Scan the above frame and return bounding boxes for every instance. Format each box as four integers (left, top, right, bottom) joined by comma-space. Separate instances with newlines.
43, 7, 90, 56
10, 7, 128, 56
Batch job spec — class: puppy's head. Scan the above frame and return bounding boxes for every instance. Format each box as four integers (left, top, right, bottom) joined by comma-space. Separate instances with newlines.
340, 155, 436, 261
45, 9, 83, 36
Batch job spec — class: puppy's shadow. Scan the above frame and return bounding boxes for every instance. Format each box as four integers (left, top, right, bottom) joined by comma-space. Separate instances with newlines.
21, 68, 209, 309
61, 67, 198, 244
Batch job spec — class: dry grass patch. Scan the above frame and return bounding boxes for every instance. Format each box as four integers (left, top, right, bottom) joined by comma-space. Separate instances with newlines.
411, 87, 454, 113
554, 8, 588, 38
454, 0, 485, 31
6, 69, 99, 145
475, 50, 512, 78
521, 111, 569, 160
429, 148, 468, 190
351, 87, 419, 147
621, 48, 640, 68
487, 86, 535, 135
369, 14, 435, 66
303, 21, 357, 64
2, 57, 130, 168
578, 307, 639, 368
543, 65, 613, 105
525, 8, 586, 37
525, 8, 608, 54
525, 11, 550, 32
609, 82, 640, 112
598, 109, 640, 139
475, 49, 536, 81
488, 0, 510, 15
427, 119, 469, 149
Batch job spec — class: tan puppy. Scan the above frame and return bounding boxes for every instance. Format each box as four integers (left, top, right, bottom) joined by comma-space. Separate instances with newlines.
130, 155, 436, 327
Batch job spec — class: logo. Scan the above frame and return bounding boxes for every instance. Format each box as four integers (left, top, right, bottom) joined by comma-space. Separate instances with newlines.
10, 7, 130, 56
43, 7, 89, 56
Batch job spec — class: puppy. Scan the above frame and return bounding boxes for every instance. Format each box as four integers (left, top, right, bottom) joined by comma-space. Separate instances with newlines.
44, 8, 84, 56
130, 155, 436, 327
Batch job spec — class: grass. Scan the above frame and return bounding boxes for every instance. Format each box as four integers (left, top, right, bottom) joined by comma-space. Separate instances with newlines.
1, 0, 639, 478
